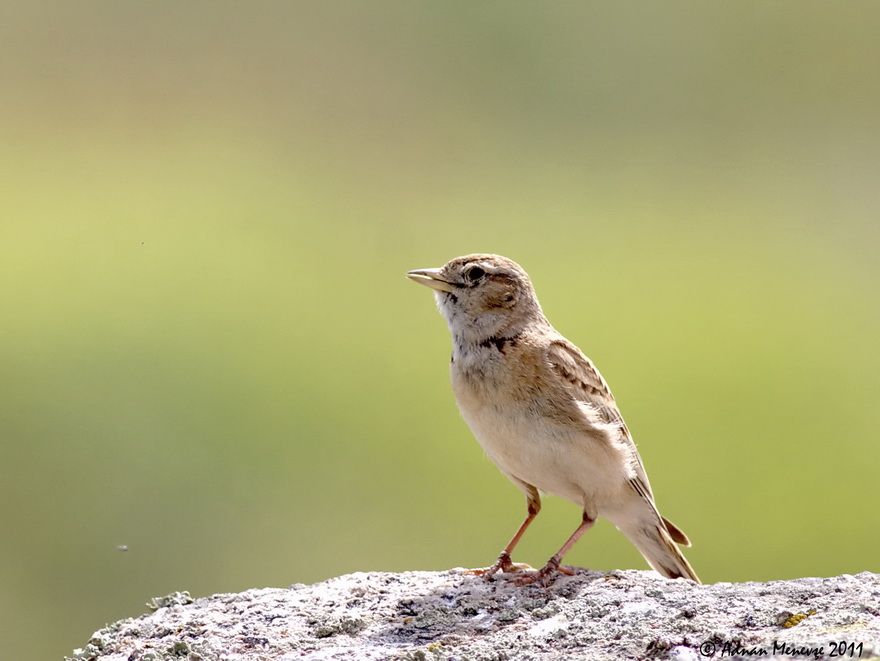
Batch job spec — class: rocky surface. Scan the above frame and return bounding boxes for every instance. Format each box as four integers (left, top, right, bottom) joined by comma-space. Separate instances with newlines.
69, 569, 879, 660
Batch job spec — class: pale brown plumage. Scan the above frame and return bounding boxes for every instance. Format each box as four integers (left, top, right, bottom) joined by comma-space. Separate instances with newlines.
407, 254, 699, 585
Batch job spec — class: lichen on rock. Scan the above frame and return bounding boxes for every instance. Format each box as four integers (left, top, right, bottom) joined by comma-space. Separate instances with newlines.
68, 569, 880, 660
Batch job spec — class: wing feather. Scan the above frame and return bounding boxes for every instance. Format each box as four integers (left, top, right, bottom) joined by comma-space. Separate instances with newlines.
545, 340, 656, 500
545, 338, 693, 548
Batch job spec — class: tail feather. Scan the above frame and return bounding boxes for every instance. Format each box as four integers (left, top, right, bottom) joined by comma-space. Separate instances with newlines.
619, 478, 700, 582
661, 515, 692, 547
623, 522, 701, 583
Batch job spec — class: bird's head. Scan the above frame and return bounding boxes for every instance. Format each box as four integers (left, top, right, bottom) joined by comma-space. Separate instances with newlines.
407, 254, 546, 343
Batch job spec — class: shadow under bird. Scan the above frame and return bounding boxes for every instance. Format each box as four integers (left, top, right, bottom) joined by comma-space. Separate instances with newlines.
407, 254, 699, 586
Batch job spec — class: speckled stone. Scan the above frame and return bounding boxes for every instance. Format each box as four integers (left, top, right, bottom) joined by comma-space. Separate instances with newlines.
68, 569, 880, 661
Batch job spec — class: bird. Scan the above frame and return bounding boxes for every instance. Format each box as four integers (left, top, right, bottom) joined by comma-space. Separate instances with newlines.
406, 254, 700, 586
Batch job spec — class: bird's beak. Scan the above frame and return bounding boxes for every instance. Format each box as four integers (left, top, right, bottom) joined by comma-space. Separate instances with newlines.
406, 268, 457, 293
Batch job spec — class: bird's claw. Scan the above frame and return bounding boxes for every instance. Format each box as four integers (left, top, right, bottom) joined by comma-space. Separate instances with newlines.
465, 553, 532, 580
514, 558, 567, 587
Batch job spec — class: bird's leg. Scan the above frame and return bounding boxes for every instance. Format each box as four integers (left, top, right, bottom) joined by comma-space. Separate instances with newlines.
469, 494, 540, 579
516, 511, 595, 587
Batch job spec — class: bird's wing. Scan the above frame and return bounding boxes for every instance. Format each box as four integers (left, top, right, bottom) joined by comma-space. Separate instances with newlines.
545, 338, 692, 547
544, 338, 657, 501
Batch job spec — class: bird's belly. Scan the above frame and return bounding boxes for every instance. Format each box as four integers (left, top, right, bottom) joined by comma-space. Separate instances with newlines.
458, 402, 627, 508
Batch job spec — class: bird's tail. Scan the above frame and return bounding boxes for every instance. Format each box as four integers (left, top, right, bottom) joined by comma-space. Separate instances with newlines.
618, 516, 701, 583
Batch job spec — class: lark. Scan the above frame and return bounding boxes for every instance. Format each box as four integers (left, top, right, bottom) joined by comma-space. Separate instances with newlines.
407, 254, 699, 586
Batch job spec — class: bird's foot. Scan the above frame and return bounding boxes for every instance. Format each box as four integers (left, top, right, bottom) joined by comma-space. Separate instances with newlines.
514, 557, 566, 587
465, 552, 531, 580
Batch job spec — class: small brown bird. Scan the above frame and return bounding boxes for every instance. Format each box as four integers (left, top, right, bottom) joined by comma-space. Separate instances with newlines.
407, 254, 699, 585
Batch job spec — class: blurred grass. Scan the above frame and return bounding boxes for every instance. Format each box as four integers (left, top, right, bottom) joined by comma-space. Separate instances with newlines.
1, 2, 879, 659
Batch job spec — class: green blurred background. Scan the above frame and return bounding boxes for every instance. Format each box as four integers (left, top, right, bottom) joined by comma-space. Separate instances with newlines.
1, 2, 878, 658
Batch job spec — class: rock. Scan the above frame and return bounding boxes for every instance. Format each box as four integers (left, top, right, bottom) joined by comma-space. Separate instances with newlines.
67, 569, 880, 660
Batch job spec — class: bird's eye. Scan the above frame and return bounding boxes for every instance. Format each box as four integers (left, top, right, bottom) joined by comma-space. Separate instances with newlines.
464, 266, 485, 283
